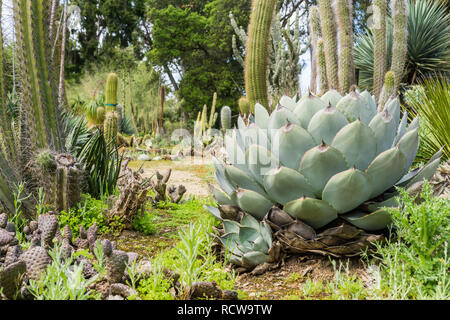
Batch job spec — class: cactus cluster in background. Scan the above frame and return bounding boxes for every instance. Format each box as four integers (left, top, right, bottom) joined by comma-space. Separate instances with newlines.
103, 73, 119, 149
0, 0, 73, 216
194, 92, 218, 147
309, 6, 322, 94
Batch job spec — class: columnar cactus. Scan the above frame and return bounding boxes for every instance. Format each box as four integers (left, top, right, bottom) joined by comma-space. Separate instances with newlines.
105, 73, 119, 112
220, 106, 232, 131
372, 0, 387, 103
390, 0, 408, 94
317, 39, 328, 95
318, 0, 339, 90
104, 111, 119, 149
336, 0, 355, 94
309, 6, 322, 94
244, 0, 278, 110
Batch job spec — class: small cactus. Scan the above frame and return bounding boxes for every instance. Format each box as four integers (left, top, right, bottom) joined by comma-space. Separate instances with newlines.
220, 106, 232, 131
238, 97, 251, 115
336, 0, 355, 94
317, 39, 328, 95
391, 0, 408, 93
379, 70, 395, 110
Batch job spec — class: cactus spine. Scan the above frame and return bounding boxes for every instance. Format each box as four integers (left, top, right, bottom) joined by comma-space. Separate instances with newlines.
309, 6, 322, 94
317, 39, 328, 95
379, 70, 395, 110
336, 0, 355, 94
220, 106, 231, 131
318, 0, 339, 90
244, 0, 278, 110
372, 0, 387, 104
390, 0, 408, 94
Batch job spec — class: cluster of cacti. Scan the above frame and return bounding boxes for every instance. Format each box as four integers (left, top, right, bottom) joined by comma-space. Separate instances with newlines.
0, 212, 150, 300
34, 151, 82, 213
193, 92, 218, 147
220, 106, 232, 131
0, 0, 73, 216
231, 6, 309, 110
207, 89, 442, 266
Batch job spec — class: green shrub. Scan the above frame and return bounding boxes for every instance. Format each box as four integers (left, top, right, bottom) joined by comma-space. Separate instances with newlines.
59, 193, 124, 237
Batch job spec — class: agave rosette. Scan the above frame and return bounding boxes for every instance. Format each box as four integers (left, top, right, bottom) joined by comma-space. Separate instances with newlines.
208, 88, 441, 258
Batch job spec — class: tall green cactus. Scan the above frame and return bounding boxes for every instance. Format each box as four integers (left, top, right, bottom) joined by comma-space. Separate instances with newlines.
104, 111, 119, 149
391, 0, 408, 94
220, 106, 231, 131
244, 0, 278, 111
309, 6, 322, 94
336, 0, 355, 94
318, 0, 339, 90
372, 0, 387, 104
105, 73, 119, 112
317, 39, 328, 95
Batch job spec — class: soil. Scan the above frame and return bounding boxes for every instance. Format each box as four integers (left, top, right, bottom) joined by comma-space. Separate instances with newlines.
234, 255, 371, 300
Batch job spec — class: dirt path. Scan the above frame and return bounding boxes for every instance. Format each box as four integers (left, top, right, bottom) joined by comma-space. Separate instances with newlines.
128, 157, 217, 197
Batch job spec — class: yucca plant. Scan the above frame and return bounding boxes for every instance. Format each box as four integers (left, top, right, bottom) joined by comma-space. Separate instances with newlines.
355, 0, 450, 92
405, 76, 450, 162
207, 89, 441, 263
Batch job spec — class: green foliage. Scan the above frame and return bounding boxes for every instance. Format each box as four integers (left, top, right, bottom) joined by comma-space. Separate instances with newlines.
132, 213, 157, 235
59, 193, 124, 237
76, 128, 122, 198
26, 243, 101, 300
405, 76, 450, 162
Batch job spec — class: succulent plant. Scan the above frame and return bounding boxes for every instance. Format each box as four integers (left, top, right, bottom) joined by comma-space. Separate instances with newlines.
210, 210, 275, 268
208, 89, 441, 258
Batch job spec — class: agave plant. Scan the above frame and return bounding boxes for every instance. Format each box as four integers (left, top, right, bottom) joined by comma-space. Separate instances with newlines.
207, 88, 441, 260
207, 207, 277, 268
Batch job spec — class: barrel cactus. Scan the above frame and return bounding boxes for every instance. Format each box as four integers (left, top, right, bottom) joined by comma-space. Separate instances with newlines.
207, 89, 441, 260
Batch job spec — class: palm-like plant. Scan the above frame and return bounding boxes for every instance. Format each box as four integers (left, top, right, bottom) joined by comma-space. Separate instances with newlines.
405, 76, 450, 162
355, 0, 450, 91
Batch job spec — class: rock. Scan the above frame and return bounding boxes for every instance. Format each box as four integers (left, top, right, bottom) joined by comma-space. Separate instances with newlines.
110, 283, 137, 298
187, 281, 222, 300
136, 259, 152, 279
222, 290, 239, 300
106, 294, 124, 300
